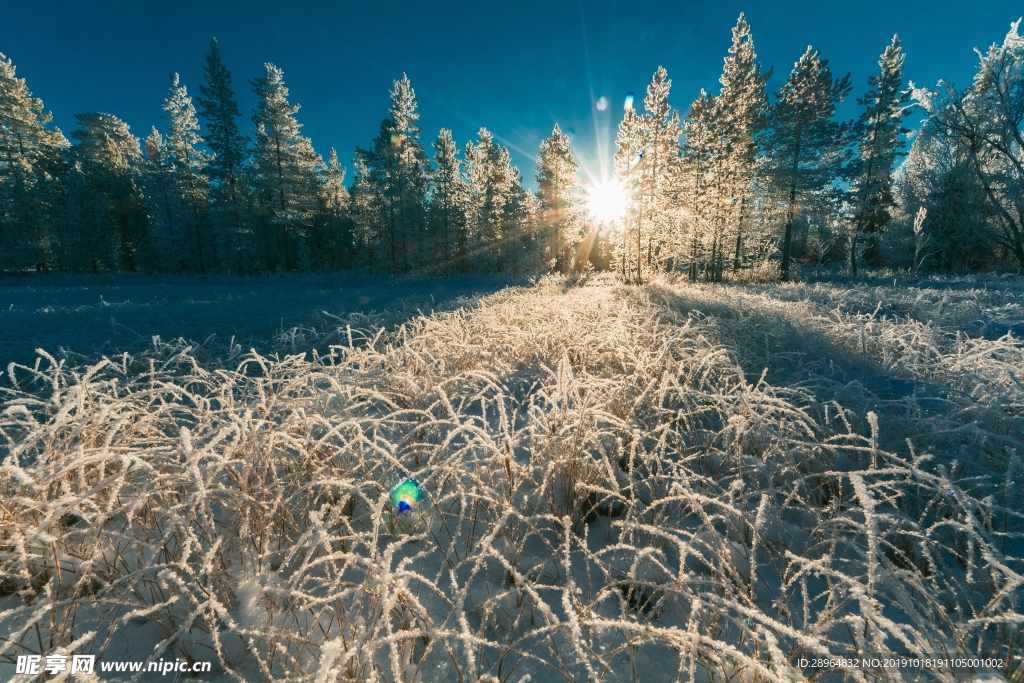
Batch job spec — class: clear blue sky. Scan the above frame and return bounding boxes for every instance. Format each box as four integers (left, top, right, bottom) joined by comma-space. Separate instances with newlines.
2, 0, 1021, 189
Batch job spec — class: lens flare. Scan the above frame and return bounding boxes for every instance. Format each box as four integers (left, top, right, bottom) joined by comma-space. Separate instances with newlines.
392, 479, 421, 513
588, 181, 628, 224
391, 133, 403, 147
624, 92, 634, 110
719, 194, 737, 205
596, 97, 608, 110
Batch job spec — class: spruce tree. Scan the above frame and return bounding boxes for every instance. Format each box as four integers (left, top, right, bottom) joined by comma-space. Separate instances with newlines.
386, 74, 430, 272
490, 145, 523, 271
675, 90, 719, 281
142, 126, 185, 271
0, 52, 69, 272
613, 108, 644, 280
319, 147, 351, 268
251, 63, 321, 271
535, 124, 581, 273
716, 14, 772, 272
463, 128, 510, 270
639, 67, 680, 273
354, 119, 397, 270
162, 73, 214, 273
352, 75, 430, 273
348, 153, 383, 267
68, 112, 148, 272
428, 128, 467, 275
197, 38, 249, 272
848, 35, 911, 275
764, 47, 852, 280
498, 156, 534, 272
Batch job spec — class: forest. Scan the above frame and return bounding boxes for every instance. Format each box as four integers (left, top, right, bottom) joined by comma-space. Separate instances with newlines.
2, 15, 1022, 282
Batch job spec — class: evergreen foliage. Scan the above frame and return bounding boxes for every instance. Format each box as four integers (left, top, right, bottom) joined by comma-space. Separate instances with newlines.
715, 14, 772, 273
428, 128, 467, 276
0, 18, 1021, 277
639, 67, 680, 276
0, 52, 68, 272
613, 108, 645, 280
674, 90, 718, 281
162, 74, 214, 273
67, 112, 148, 273
251, 63, 321, 272
763, 47, 852, 280
848, 35, 911, 275
197, 38, 249, 273
535, 123, 582, 272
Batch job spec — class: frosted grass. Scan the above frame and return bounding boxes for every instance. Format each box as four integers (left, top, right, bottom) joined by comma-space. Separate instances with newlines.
1, 273, 1022, 682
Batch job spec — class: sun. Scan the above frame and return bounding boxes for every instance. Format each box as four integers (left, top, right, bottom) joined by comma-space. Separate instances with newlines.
587, 181, 628, 225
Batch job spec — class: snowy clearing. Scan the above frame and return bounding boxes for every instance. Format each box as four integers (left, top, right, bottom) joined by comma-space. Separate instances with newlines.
1, 273, 1023, 682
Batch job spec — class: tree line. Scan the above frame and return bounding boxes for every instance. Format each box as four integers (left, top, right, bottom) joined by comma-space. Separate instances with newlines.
1, 16, 1022, 279
0, 40, 575, 276
606, 15, 1024, 283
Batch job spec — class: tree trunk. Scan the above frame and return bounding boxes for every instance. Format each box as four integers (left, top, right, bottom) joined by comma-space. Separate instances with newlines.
781, 180, 797, 281
850, 158, 874, 278
732, 196, 745, 272
636, 197, 644, 284
191, 199, 206, 275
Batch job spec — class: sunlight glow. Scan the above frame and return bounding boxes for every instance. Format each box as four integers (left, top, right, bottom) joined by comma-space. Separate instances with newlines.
587, 181, 628, 225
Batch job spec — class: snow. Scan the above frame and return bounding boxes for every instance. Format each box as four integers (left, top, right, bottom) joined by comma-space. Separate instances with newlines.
0, 272, 521, 367
1, 272, 1022, 682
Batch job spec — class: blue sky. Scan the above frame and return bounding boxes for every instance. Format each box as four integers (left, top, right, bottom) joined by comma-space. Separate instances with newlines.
2, 0, 1021, 188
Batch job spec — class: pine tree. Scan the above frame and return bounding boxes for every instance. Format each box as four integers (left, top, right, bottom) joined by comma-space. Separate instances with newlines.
491, 145, 526, 271
428, 128, 467, 275
197, 38, 249, 272
348, 152, 382, 267
847, 35, 911, 275
462, 129, 485, 268
764, 47, 852, 280
162, 73, 214, 273
352, 75, 430, 273
674, 90, 719, 281
498, 158, 535, 272
716, 14, 772, 272
68, 112, 148, 272
353, 120, 395, 270
535, 124, 581, 273
614, 108, 645, 281
142, 126, 185, 271
639, 67, 680, 273
317, 148, 351, 268
0, 52, 69, 272
251, 63, 322, 271
386, 74, 430, 272
463, 128, 512, 270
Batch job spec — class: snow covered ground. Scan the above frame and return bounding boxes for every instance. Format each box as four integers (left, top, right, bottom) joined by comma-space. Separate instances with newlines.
0, 272, 522, 367
1, 272, 1022, 682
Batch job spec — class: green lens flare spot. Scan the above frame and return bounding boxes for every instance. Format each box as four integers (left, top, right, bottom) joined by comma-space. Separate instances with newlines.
392, 479, 421, 513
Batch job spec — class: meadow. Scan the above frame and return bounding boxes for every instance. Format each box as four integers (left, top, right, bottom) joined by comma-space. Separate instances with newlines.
1, 272, 1022, 682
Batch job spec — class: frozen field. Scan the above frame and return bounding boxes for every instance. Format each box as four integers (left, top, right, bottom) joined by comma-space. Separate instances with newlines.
0, 274, 521, 368
1, 273, 1023, 682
